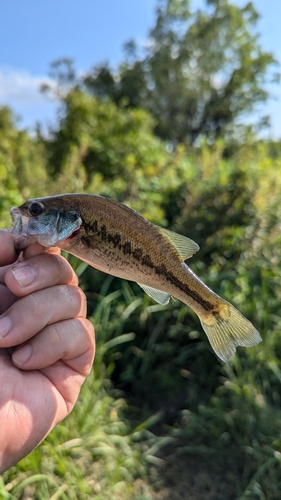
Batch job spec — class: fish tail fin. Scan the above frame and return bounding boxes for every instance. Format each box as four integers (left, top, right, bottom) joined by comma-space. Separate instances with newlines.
198, 300, 262, 362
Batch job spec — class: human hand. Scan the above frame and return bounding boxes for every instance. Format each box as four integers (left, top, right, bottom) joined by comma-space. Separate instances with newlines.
0, 230, 95, 472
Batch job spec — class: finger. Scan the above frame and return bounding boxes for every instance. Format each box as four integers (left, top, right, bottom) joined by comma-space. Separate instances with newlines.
0, 230, 18, 266
0, 285, 87, 347
5, 253, 78, 297
0, 262, 18, 285
41, 362, 87, 415
0, 284, 15, 314
12, 318, 95, 375
22, 242, 61, 259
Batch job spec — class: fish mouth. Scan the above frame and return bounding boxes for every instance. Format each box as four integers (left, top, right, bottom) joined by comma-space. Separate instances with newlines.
10, 207, 36, 250
10, 206, 60, 249
10, 207, 30, 236
66, 227, 81, 240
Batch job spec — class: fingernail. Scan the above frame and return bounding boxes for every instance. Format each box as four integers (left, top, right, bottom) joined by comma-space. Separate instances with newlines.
13, 344, 32, 365
12, 265, 36, 287
0, 316, 12, 340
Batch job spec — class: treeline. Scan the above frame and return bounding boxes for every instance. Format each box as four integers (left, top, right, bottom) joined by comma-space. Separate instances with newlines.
2, 0, 281, 498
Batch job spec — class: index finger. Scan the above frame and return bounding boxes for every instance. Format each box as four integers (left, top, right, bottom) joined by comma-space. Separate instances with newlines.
22, 242, 61, 260
5, 252, 78, 298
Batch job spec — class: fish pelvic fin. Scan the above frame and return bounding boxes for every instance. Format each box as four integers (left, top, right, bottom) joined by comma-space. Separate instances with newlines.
137, 283, 170, 305
199, 301, 262, 362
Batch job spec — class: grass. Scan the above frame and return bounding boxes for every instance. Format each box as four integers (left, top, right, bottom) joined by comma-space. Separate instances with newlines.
3, 252, 281, 499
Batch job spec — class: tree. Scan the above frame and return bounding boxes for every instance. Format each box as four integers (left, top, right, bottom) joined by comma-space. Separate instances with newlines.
83, 0, 278, 145
0, 106, 49, 225
43, 87, 172, 220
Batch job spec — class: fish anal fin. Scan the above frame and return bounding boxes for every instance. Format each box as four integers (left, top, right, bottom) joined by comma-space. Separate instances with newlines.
160, 228, 199, 261
137, 283, 170, 305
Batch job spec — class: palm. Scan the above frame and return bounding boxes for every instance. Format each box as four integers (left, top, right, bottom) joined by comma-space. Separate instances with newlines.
0, 349, 66, 464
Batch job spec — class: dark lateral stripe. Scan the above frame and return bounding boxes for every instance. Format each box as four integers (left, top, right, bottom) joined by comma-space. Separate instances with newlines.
82, 219, 214, 312
155, 264, 214, 312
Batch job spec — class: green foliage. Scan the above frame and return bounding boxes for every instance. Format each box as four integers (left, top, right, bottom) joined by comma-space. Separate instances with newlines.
72, 142, 281, 498
2, 14, 281, 494
83, 0, 277, 145
0, 106, 50, 227
44, 89, 164, 181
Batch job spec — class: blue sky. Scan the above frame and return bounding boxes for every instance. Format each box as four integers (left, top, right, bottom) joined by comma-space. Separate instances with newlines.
1, 0, 281, 138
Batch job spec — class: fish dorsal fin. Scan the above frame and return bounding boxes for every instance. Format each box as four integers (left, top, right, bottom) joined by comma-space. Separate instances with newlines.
137, 283, 170, 306
159, 228, 199, 261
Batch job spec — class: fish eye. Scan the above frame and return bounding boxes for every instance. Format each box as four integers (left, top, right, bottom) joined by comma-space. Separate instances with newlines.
28, 201, 44, 217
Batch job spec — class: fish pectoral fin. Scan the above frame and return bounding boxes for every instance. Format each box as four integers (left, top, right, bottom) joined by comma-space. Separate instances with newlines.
137, 283, 170, 306
159, 228, 199, 261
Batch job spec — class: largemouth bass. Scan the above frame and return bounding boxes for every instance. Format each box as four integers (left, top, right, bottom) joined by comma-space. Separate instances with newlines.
10, 193, 261, 361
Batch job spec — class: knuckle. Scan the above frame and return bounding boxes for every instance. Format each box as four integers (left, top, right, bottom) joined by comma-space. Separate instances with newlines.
74, 287, 87, 314
79, 317, 95, 341
54, 254, 79, 285
59, 284, 87, 316
28, 290, 44, 313
73, 317, 95, 359
49, 321, 64, 346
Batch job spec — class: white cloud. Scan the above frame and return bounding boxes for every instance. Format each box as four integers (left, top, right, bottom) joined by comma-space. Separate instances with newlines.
0, 66, 53, 106
0, 66, 58, 129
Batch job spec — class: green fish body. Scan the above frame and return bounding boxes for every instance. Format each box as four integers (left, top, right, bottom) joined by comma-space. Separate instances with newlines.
10, 193, 262, 361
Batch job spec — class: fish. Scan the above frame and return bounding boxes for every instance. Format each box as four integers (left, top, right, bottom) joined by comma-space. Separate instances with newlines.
10, 193, 262, 361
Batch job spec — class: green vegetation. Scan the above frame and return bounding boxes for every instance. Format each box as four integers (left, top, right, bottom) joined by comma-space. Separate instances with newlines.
1, 0, 281, 498
82, 0, 277, 145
